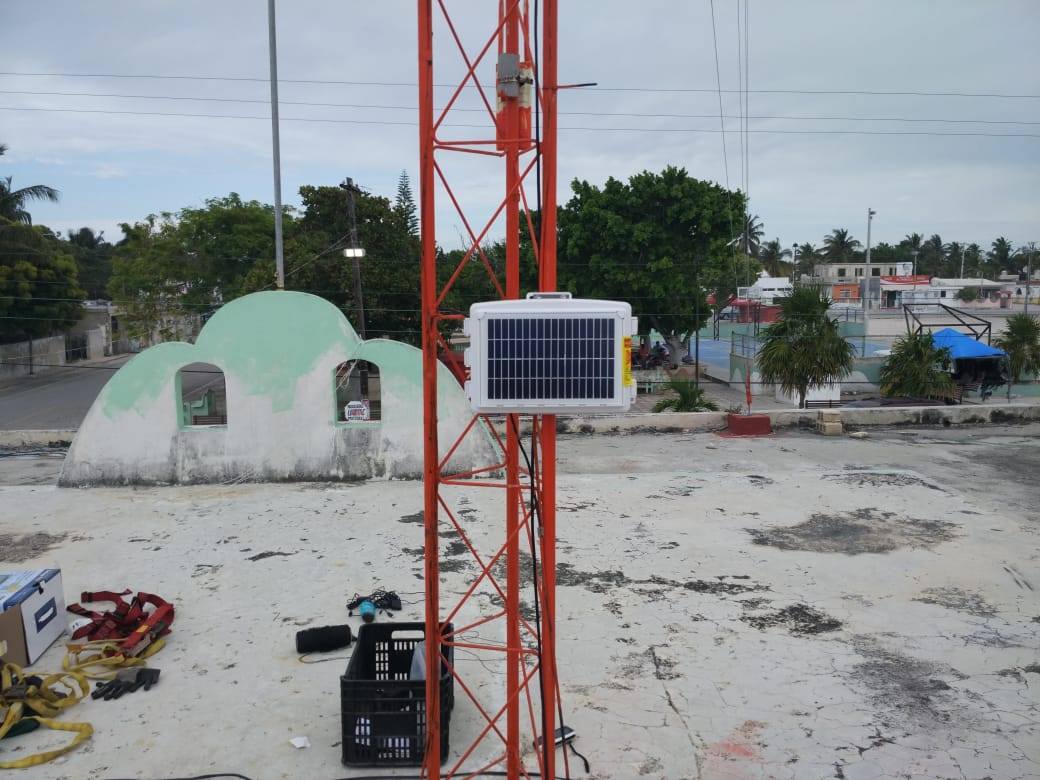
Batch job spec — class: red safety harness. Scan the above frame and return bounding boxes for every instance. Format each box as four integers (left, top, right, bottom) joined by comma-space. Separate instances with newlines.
66, 590, 175, 657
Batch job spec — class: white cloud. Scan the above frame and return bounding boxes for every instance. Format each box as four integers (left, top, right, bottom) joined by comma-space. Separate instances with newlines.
1, 0, 1037, 251
90, 163, 127, 179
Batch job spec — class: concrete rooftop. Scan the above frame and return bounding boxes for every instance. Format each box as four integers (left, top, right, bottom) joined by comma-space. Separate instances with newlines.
1, 425, 1038, 779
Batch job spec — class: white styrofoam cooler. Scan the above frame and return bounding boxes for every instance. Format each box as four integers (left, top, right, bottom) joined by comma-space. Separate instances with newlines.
463, 293, 638, 414
0, 569, 67, 667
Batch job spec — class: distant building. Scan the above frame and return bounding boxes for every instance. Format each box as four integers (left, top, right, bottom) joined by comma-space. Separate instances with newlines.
811, 261, 912, 305
880, 276, 1009, 309
738, 272, 792, 305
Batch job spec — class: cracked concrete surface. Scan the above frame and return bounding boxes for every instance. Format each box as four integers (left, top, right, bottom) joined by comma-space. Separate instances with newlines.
0, 424, 1037, 778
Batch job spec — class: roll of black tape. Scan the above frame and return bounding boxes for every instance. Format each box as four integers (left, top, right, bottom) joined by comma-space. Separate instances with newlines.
296, 624, 353, 653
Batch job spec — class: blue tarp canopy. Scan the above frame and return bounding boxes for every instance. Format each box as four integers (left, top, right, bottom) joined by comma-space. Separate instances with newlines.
931, 328, 1006, 360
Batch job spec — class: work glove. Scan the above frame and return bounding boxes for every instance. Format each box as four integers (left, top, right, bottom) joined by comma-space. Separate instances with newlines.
91, 668, 160, 700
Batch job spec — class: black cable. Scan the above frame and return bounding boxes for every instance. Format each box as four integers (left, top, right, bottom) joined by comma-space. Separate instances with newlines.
4, 107, 1039, 137
4, 71, 1039, 98
5, 90, 1040, 124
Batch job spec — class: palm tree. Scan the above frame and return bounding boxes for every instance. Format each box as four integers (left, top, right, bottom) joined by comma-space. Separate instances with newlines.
730, 213, 763, 257
988, 237, 1014, 273
0, 145, 60, 250
918, 234, 946, 276
945, 241, 964, 277
758, 239, 791, 276
964, 243, 983, 276
879, 332, 954, 399
756, 285, 855, 408
995, 313, 1040, 384
794, 243, 819, 276
0, 173, 60, 225
822, 228, 861, 262
652, 379, 720, 412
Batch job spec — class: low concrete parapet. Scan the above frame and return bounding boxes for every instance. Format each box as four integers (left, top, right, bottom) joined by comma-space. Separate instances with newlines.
0, 429, 76, 448
558, 401, 1040, 434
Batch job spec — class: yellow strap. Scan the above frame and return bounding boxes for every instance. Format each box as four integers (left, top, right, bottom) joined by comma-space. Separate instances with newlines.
1, 661, 93, 768
0, 716, 93, 769
62, 637, 164, 681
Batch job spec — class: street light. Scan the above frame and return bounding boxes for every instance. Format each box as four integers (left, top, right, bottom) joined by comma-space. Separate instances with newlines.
342, 248, 366, 259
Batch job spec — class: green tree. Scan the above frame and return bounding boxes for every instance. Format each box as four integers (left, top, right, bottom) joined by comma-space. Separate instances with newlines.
995, 313, 1040, 384
0, 174, 59, 226
652, 379, 720, 412
918, 234, 946, 276
107, 215, 202, 342
988, 237, 1014, 273
0, 146, 83, 341
758, 239, 791, 277
869, 241, 899, 265
822, 228, 861, 262
0, 225, 85, 341
394, 170, 419, 237
945, 241, 964, 277
956, 286, 979, 303
731, 213, 763, 257
793, 242, 819, 277
556, 166, 745, 362
963, 243, 983, 276
66, 227, 113, 300
280, 183, 421, 342
756, 285, 854, 408
879, 332, 954, 399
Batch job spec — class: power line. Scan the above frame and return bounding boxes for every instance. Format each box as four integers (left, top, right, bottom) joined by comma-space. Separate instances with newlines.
2, 106, 1037, 137
5, 89, 1037, 124
2, 71, 1038, 98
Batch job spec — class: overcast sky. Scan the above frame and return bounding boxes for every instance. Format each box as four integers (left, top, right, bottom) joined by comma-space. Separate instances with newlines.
2, 1, 1038, 257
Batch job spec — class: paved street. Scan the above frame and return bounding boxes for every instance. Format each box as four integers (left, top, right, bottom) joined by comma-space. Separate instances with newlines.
0, 357, 221, 430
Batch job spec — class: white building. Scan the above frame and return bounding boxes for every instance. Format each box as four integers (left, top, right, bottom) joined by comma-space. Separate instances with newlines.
737, 272, 793, 305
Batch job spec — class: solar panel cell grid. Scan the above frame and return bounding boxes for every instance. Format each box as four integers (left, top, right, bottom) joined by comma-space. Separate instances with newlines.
486, 316, 615, 401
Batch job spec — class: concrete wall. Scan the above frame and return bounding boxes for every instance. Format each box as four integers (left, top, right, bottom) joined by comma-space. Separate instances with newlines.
60, 291, 496, 486
0, 335, 66, 379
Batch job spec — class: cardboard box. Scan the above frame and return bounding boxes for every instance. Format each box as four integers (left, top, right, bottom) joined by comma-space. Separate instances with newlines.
0, 569, 67, 667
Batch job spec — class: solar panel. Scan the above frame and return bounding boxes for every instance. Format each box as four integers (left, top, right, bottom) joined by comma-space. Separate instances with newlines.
464, 295, 637, 414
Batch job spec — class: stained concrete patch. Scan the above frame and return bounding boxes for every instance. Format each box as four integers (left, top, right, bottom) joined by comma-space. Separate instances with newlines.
848, 639, 960, 726
553, 563, 766, 596
914, 587, 998, 617
741, 604, 843, 635
398, 511, 424, 524
0, 531, 69, 563
747, 508, 958, 555
246, 550, 295, 562
824, 470, 945, 491
996, 663, 1040, 682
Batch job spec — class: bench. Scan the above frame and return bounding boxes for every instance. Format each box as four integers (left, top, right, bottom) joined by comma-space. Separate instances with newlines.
804, 399, 845, 409
191, 415, 227, 425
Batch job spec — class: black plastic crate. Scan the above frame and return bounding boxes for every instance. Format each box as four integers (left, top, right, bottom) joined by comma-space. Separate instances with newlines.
341, 621, 454, 766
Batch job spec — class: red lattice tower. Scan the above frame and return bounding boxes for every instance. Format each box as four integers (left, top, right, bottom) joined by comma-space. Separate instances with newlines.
418, 1, 562, 778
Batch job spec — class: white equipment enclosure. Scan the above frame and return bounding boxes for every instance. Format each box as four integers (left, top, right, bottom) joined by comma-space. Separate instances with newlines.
464, 292, 638, 414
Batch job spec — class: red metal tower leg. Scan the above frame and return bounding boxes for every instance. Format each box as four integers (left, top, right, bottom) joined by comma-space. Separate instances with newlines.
502, 4, 523, 779
538, 6, 559, 778
418, 0, 441, 775
418, 1, 561, 777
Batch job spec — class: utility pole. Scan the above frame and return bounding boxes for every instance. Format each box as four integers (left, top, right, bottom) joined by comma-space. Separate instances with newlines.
863, 208, 875, 331
340, 178, 367, 339
1026, 242, 1034, 317
341, 178, 367, 399
267, 0, 285, 289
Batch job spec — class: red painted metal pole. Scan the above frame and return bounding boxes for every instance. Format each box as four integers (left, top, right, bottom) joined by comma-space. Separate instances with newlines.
503, 3, 523, 777
418, 0, 441, 775
537, 2, 558, 778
